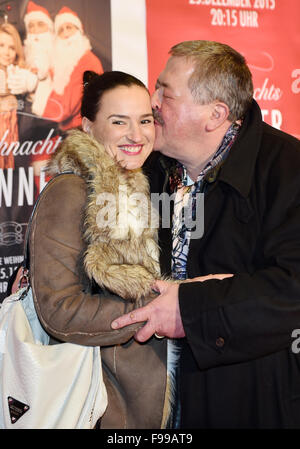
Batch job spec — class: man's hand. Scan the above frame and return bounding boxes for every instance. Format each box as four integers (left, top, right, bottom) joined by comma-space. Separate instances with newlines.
183, 273, 233, 283
111, 280, 185, 342
111, 273, 233, 342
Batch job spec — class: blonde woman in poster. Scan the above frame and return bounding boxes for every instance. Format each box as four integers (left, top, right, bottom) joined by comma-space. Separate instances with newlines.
0, 23, 26, 170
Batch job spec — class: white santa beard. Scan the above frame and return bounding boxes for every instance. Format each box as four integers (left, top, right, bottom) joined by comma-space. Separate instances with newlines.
51, 31, 91, 95
24, 32, 54, 78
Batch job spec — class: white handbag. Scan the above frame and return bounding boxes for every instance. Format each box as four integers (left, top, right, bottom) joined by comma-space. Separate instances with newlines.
0, 285, 107, 429
0, 176, 108, 428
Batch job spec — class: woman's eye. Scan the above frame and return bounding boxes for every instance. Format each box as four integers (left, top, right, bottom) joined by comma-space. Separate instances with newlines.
112, 120, 125, 125
141, 119, 153, 125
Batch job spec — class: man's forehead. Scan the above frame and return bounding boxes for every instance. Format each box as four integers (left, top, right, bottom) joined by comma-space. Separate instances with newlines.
156, 58, 176, 85
28, 19, 50, 33
157, 56, 195, 87
29, 19, 47, 25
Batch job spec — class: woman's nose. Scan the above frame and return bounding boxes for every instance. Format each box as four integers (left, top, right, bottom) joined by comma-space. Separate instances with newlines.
128, 123, 143, 142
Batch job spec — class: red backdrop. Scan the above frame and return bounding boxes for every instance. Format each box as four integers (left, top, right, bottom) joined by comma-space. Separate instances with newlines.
146, 0, 300, 138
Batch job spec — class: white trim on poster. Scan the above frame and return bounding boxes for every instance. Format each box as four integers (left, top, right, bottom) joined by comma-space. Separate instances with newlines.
110, 0, 148, 86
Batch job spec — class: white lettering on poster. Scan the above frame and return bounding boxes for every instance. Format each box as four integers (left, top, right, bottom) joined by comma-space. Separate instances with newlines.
261, 109, 282, 129
253, 0, 275, 9
0, 255, 24, 295
0, 169, 13, 207
0, 128, 62, 158
190, 0, 253, 6
189, 0, 276, 27
254, 78, 282, 101
0, 167, 46, 207
18, 167, 34, 206
189, 0, 275, 8
0, 282, 8, 293
291, 69, 300, 94
254, 78, 283, 129
210, 8, 258, 27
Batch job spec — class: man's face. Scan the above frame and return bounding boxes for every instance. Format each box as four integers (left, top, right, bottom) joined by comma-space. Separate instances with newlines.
151, 56, 213, 166
27, 19, 49, 35
58, 23, 78, 40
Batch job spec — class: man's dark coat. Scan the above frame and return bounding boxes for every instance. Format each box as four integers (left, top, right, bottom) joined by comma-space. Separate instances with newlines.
146, 100, 300, 428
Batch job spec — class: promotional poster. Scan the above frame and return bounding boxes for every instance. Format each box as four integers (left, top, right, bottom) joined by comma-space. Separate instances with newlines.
0, 0, 111, 299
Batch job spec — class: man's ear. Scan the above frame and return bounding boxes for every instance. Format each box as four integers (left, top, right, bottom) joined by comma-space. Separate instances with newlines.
82, 117, 92, 134
206, 102, 230, 131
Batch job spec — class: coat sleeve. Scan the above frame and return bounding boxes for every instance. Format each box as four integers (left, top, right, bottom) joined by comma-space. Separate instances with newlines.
179, 140, 300, 370
29, 174, 145, 346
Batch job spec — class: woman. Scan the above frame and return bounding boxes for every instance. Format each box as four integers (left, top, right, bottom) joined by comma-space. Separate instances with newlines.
28, 70, 169, 428
0, 23, 25, 169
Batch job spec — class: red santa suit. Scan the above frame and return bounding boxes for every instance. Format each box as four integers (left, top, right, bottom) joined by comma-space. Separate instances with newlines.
32, 6, 104, 131
34, 50, 103, 131
30, 6, 104, 195
30, 45, 103, 194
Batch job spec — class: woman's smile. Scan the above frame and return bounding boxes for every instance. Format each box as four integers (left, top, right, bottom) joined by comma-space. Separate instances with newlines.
118, 144, 143, 155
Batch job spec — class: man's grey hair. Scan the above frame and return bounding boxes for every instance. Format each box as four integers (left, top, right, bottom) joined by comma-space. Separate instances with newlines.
169, 40, 254, 122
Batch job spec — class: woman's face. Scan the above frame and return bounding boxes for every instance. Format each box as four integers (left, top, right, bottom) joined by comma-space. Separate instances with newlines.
0, 32, 16, 67
84, 85, 155, 170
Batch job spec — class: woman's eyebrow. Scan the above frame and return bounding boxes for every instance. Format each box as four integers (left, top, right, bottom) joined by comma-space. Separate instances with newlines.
107, 114, 129, 119
107, 113, 153, 119
141, 113, 154, 118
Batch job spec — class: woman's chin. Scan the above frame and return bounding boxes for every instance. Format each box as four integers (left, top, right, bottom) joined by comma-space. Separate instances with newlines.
123, 162, 142, 170
119, 157, 147, 170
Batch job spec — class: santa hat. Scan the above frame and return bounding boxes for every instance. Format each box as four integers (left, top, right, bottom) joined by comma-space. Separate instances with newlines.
54, 7, 83, 34
24, 1, 53, 32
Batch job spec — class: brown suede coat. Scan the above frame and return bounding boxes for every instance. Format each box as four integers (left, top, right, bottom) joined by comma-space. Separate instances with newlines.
28, 130, 168, 428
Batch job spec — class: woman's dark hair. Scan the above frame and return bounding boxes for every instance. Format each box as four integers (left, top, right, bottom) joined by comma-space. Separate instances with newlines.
81, 71, 148, 122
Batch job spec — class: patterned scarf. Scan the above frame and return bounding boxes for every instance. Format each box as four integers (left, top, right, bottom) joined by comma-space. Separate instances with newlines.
170, 122, 241, 280
166, 122, 241, 429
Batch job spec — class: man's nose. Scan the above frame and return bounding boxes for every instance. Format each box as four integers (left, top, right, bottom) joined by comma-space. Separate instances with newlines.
61, 29, 69, 39
151, 88, 161, 110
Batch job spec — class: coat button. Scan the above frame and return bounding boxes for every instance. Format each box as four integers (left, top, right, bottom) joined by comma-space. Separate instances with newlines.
216, 337, 225, 348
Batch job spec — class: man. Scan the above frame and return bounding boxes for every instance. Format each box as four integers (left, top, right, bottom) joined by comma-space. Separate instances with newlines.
7, 1, 54, 104
32, 6, 103, 131
111, 40, 300, 428
23, 0, 54, 100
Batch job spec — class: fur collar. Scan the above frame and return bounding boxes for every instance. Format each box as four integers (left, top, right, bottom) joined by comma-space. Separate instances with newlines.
48, 129, 160, 302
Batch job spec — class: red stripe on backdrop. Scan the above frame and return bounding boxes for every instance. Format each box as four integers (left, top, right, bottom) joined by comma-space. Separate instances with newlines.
146, 0, 300, 138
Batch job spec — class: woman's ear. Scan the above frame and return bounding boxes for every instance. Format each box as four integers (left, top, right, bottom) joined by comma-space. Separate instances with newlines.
82, 117, 92, 135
